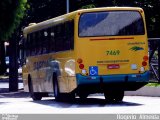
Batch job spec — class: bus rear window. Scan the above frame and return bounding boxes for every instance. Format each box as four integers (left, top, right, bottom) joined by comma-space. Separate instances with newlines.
79, 11, 145, 37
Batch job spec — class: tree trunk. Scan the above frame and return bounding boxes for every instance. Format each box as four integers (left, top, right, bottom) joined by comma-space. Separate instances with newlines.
9, 33, 18, 92
0, 41, 7, 75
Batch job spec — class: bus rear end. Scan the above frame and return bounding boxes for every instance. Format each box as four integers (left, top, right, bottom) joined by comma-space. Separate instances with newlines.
75, 7, 149, 101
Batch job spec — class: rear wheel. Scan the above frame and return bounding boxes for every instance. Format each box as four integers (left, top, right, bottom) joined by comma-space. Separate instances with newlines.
28, 75, 42, 101
53, 73, 75, 102
78, 92, 89, 100
53, 73, 61, 101
104, 91, 124, 102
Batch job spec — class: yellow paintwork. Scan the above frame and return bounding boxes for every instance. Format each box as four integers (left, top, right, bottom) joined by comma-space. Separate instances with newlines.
74, 7, 148, 75
23, 7, 148, 93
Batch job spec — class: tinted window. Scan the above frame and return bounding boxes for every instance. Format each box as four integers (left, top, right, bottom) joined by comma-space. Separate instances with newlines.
26, 20, 74, 56
79, 11, 145, 37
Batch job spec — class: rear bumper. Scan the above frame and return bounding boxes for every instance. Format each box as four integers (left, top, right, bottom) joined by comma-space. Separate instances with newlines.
76, 71, 149, 91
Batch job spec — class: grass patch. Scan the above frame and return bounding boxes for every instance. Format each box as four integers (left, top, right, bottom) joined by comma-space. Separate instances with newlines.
146, 83, 160, 87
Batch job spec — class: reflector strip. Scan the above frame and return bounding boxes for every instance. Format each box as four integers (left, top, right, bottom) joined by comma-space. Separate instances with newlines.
90, 37, 134, 41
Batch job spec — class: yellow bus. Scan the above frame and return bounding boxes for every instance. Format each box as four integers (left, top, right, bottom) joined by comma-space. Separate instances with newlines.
22, 7, 149, 102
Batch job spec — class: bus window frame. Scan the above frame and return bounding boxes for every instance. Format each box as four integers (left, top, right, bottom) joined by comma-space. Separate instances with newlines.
24, 20, 75, 57
78, 10, 145, 38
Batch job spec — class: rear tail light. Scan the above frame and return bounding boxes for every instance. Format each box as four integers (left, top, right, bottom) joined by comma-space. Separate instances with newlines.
77, 58, 83, 64
142, 61, 147, 66
79, 64, 84, 69
77, 58, 88, 75
143, 56, 149, 61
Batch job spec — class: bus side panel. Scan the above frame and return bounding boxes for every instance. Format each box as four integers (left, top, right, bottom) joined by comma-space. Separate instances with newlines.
22, 66, 29, 92
50, 51, 77, 93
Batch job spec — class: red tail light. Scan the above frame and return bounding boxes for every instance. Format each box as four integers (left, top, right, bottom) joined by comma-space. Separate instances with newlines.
79, 64, 84, 69
143, 56, 149, 61
142, 61, 147, 66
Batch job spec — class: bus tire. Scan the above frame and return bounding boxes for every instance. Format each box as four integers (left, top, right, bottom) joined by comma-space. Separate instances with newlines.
78, 92, 89, 100
115, 91, 124, 102
104, 91, 124, 102
53, 73, 61, 101
53, 73, 75, 102
28, 75, 42, 101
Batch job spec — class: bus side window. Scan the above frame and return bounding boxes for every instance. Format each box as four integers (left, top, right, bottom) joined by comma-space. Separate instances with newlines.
26, 34, 30, 56
39, 30, 44, 54
31, 33, 36, 56
50, 27, 56, 53
46, 28, 50, 53
55, 25, 63, 52
70, 20, 74, 50
29, 33, 35, 56
37, 31, 42, 55
65, 20, 74, 50
43, 30, 48, 54
29, 33, 33, 56
60, 23, 66, 51
35, 32, 39, 55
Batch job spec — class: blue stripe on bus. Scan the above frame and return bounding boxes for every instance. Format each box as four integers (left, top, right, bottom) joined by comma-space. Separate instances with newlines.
76, 71, 150, 85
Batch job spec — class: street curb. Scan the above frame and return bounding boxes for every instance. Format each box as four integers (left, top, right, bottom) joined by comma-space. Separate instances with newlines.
125, 86, 160, 97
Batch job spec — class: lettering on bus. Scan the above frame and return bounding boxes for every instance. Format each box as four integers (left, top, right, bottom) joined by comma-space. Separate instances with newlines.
97, 60, 129, 64
33, 60, 49, 70
128, 42, 145, 45
106, 50, 120, 56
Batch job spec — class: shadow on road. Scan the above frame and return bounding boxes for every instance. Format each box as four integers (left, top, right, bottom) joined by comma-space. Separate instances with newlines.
0, 76, 27, 98
0, 89, 30, 98
32, 97, 143, 108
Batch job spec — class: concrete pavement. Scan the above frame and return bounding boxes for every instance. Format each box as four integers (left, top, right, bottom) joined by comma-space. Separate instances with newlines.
0, 75, 26, 97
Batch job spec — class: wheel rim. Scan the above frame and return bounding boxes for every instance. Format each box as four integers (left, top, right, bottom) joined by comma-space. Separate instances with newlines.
54, 81, 58, 97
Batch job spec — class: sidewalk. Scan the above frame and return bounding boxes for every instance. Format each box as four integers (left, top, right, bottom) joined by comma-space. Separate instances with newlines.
0, 75, 29, 98
0, 75, 10, 93
0, 75, 23, 83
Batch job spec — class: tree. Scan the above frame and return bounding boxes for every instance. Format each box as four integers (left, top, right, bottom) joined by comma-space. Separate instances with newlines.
0, 0, 27, 91
0, 0, 27, 40
70, 0, 160, 38
26, 0, 66, 24
134, 0, 160, 37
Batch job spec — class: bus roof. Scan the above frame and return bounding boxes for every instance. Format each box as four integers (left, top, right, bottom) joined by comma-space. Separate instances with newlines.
23, 7, 143, 37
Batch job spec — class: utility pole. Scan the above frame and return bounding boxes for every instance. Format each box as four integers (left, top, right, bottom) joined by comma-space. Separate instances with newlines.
66, 0, 69, 13
9, 31, 19, 92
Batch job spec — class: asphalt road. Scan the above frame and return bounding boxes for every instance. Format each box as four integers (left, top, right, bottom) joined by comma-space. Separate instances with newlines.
0, 92, 160, 114
1, 79, 160, 114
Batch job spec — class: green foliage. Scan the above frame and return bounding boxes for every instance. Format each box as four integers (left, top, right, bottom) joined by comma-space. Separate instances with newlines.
75, 0, 160, 37
0, 0, 27, 41
147, 83, 160, 87
26, 0, 67, 23
81, 4, 95, 9
18, 0, 160, 38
